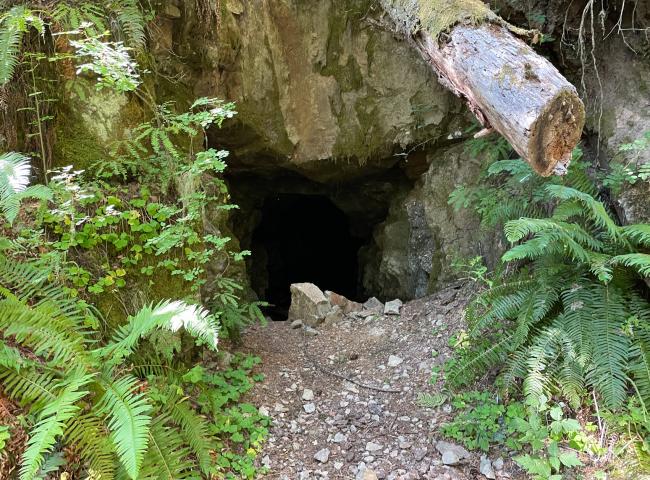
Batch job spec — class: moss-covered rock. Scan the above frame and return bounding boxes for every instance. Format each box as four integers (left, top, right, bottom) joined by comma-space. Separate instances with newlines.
52, 79, 144, 171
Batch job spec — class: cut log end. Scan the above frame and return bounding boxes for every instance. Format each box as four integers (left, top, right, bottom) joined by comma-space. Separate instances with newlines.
528, 89, 585, 177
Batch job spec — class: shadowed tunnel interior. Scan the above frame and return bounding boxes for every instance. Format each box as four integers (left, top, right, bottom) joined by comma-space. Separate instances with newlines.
251, 194, 364, 317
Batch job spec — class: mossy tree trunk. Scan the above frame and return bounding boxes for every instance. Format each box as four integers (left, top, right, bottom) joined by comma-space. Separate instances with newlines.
380, 0, 585, 176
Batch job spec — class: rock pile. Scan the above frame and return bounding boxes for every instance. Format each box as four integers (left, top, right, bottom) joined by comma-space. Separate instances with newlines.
287, 282, 403, 328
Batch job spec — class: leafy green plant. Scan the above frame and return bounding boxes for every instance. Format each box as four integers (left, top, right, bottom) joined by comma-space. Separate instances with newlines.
70, 34, 141, 92
446, 150, 650, 412
0, 3, 269, 478
451, 255, 493, 288
0, 5, 44, 85
0, 258, 269, 479
602, 131, 650, 194
441, 391, 525, 451
442, 392, 596, 479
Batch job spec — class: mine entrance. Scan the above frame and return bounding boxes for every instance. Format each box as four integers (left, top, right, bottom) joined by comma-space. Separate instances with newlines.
251, 194, 363, 318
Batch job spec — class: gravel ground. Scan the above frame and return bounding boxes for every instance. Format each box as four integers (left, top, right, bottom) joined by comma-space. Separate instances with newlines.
238, 284, 524, 480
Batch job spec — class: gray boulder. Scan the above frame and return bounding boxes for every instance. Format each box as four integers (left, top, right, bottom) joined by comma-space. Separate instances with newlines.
384, 299, 403, 315
288, 283, 331, 326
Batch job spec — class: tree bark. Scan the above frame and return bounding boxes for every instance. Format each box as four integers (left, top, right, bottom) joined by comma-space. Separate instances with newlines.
380, 1, 585, 176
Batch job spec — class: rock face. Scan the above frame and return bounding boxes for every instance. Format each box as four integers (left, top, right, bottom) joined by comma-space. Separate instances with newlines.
584, 37, 650, 224
362, 143, 504, 298
201, 0, 462, 182
288, 283, 331, 326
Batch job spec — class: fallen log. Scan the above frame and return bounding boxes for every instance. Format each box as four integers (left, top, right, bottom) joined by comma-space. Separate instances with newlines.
379, 0, 585, 176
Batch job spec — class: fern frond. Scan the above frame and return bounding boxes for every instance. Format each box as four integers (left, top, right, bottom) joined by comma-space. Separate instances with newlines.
504, 218, 563, 242
0, 151, 30, 196
0, 339, 27, 371
503, 231, 592, 264
64, 414, 117, 480
19, 371, 93, 480
139, 415, 196, 480
0, 7, 27, 85
622, 224, 650, 247
95, 374, 152, 479
545, 185, 621, 241
630, 342, 650, 406
552, 200, 584, 222
170, 397, 214, 475
446, 334, 514, 387
0, 296, 92, 367
586, 285, 630, 409
611, 253, 650, 277
511, 285, 559, 346
0, 367, 58, 411
0, 257, 97, 328
110, 0, 146, 50
98, 300, 219, 364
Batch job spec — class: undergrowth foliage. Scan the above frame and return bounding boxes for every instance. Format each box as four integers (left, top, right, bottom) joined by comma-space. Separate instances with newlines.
0, 1, 269, 478
447, 140, 650, 412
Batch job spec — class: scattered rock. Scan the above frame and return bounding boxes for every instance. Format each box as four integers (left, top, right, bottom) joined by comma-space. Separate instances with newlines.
258, 406, 269, 416
290, 319, 304, 329
304, 326, 319, 336
326, 290, 363, 314
288, 283, 331, 326
365, 441, 382, 452
493, 457, 504, 471
323, 305, 345, 325
357, 467, 379, 480
363, 297, 384, 312
384, 299, 403, 315
314, 448, 330, 463
387, 355, 403, 367
273, 402, 289, 413
413, 447, 427, 461
241, 284, 477, 477
480, 455, 496, 479
435, 441, 470, 465
398, 436, 412, 449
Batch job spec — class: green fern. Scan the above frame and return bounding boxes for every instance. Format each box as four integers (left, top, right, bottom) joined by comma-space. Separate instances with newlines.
0, 152, 52, 223
611, 253, 650, 277
140, 415, 195, 480
0, 255, 227, 478
99, 300, 219, 365
170, 396, 215, 475
19, 371, 93, 480
449, 146, 650, 411
110, 0, 147, 50
0, 6, 40, 85
95, 374, 152, 479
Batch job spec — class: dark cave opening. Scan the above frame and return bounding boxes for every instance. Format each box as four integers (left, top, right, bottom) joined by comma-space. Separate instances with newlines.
251, 194, 365, 318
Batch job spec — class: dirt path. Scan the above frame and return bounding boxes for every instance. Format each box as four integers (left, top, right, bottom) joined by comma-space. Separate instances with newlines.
238, 284, 520, 479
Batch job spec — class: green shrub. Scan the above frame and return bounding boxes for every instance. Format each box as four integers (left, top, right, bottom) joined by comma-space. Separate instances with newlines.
447, 145, 650, 411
